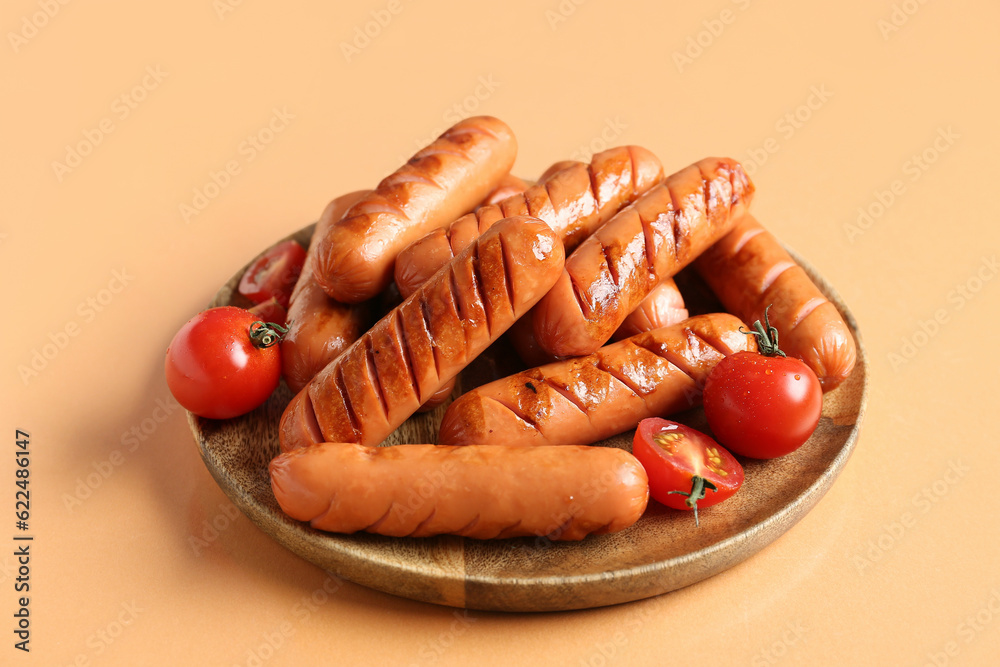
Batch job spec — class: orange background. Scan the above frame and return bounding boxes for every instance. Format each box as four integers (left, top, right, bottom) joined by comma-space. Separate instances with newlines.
4, 0, 999, 664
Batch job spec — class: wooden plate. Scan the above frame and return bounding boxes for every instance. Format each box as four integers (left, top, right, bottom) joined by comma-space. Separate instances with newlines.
188, 223, 869, 612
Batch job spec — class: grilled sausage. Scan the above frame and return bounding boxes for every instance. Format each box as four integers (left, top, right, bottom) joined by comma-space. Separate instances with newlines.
279, 216, 565, 451
393, 146, 664, 299
613, 278, 689, 341
313, 116, 517, 303
270, 442, 648, 540
281, 192, 372, 393
694, 214, 857, 390
531, 157, 754, 358
438, 314, 756, 448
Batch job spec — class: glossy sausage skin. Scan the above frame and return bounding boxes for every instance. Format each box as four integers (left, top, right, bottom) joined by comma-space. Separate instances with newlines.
694, 214, 857, 390
415, 173, 536, 413
313, 116, 517, 303
532, 157, 754, 358
281, 192, 372, 393
438, 314, 756, 448
280, 216, 565, 451
393, 146, 664, 299
613, 278, 689, 341
270, 442, 648, 540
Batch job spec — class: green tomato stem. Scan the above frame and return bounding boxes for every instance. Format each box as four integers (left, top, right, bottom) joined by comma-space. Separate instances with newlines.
667, 475, 718, 527
248, 321, 288, 349
739, 304, 786, 357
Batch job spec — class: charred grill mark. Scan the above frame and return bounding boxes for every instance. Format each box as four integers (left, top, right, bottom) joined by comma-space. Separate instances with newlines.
419, 296, 442, 381
364, 334, 389, 420
447, 263, 467, 348
395, 308, 425, 402
632, 330, 720, 387
540, 374, 590, 416
594, 353, 647, 399
469, 244, 493, 338
483, 394, 540, 431
495, 231, 516, 311
335, 364, 362, 442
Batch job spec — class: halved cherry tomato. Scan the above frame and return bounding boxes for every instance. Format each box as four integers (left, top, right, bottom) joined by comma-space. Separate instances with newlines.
238, 240, 306, 308
164, 306, 285, 419
703, 307, 822, 459
632, 418, 744, 525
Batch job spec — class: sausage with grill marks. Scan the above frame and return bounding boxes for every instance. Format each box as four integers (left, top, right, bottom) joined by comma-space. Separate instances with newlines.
392, 146, 664, 299
613, 278, 689, 341
531, 157, 754, 359
270, 442, 648, 540
313, 116, 517, 303
279, 216, 565, 452
437, 314, 756, 449
694, 214, 857, 390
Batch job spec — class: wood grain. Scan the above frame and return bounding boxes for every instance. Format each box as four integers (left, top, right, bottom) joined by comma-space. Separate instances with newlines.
189, 223, 868, 612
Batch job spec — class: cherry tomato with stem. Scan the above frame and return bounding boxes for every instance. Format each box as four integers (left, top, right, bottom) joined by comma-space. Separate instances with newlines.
238, 240, 306, 308
632, 418, 744, 526
703, 306, 823, 459
165, 306, 287, 419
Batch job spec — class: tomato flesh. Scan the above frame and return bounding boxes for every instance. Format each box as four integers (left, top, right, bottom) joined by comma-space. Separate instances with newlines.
632, 419, 743, 514
703, 351, 822, 459
164, 306, 281, 419
238, 240, 306, 308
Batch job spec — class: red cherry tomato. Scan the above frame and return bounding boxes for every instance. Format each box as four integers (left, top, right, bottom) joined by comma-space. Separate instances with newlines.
632, 418, 744, 525
237, 240, 306, 308
702, 308, 822, 459
164, 307, 284, 419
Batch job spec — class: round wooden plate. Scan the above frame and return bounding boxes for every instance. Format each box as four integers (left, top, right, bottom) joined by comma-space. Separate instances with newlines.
188, 223, 868, 613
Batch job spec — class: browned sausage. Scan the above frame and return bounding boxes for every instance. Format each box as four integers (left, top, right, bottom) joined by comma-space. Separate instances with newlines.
438, 314, 756, 448
281, 192, 372, 393
270, 442, 648, 540
313, 116, 517, 303
393, 146, 664, 299
415, 172, 536, 413
279, 216, 565, 451
693, 214, 857, 390
480, 173, 531, 207
531, 157, 754, 358
613, 278, 689, 341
